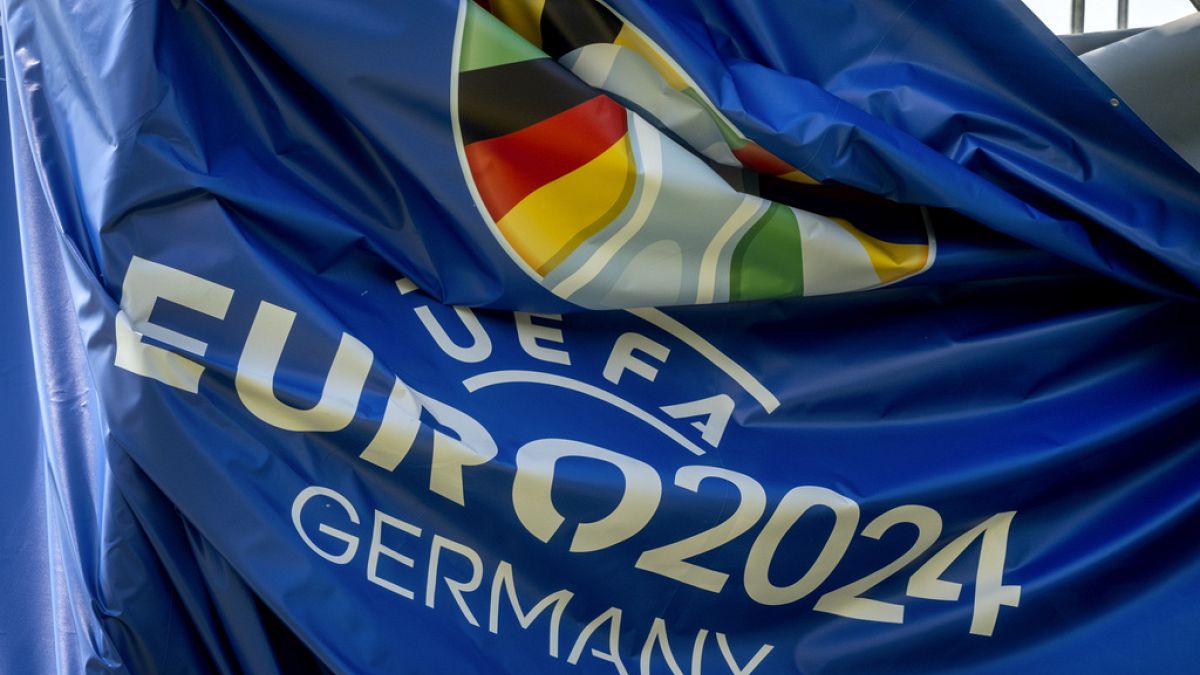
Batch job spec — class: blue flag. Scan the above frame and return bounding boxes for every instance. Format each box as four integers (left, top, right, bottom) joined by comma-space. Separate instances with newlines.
3, 1, 1199, 673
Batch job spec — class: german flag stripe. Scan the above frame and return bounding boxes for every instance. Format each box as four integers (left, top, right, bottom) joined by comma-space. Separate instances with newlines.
730, 202, 805, 301
487, 0, 546, 48
460, 0, 547, 72
497, 129, 637, 274
539, 0, 623, 59
731, 143, 798, 178
756, 174, 929, 244
459, 57, 599, 145
834, 218, 930, 284
465, 95, 628, 221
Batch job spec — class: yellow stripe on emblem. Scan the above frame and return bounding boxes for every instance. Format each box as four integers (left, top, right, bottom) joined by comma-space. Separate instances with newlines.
497, 133, 637, 275
778, 170, 820, 185
488, 0, 547, 48
834, 218, 929, 285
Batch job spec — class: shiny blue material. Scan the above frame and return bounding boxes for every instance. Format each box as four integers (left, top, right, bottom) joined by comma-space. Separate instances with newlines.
2, 1, 1199, 673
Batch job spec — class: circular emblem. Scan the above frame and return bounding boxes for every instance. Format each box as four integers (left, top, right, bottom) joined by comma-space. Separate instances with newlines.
453, 0, 934, 309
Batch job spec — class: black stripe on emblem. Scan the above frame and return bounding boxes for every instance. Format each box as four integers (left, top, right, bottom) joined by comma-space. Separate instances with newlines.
459, 57, 600, 145
540, 0, 624, 59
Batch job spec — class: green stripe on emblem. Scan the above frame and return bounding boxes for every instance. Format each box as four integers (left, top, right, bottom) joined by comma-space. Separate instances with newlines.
461, 2, 546, 72
730, 202, 804, 301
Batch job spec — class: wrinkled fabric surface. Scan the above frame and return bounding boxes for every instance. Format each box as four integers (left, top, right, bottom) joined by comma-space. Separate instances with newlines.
1081, 13, 1200, 171
1, 1, 1199, 673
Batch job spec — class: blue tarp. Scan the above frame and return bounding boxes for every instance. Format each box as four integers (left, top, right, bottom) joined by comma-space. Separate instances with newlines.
2, 1, 1199, 672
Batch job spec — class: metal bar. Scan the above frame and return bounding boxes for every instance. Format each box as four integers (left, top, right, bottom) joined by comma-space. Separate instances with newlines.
1071, 0, 1086, 34
1118, 0, 1128, 29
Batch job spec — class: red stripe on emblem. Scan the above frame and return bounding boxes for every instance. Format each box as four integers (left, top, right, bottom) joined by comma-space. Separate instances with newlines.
465, 95, 628, 222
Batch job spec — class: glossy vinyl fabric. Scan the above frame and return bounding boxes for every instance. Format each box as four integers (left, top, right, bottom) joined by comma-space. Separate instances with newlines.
1, 1, 1198, 673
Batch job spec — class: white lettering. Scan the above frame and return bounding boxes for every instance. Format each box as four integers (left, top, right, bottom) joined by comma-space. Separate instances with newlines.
640, 618, 685, 675
514, 312, 571, 365
603, 333, 669, 385
414, 304, 492, 363
420, 393, 498, 505
359, 377, 422, 470
114, 256, 233, 393
366, 510, 422, 599
489, 561, 574, 657
513, 439, 661, 553
236, 301, 372, 432
568, 607, 627, 675
426, 535, 485, 627
716, 633, 772, 675
291, 486, 360, 565
660, 395, 735, 448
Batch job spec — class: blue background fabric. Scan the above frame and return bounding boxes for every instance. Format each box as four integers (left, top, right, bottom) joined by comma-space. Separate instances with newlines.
1, 0, 1198, 673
